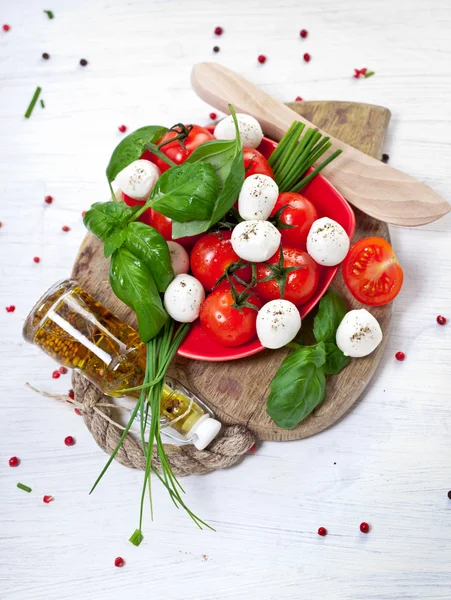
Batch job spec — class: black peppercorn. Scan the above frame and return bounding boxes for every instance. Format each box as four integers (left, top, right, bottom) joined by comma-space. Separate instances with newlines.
80, 58, 88, 66
213, 46, 220, 53
42, 52, 50, 60
381, 153, 389, 163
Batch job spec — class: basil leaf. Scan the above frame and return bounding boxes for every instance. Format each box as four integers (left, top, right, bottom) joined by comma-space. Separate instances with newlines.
209, 150, 244, 226
124, 222, 174, 292
187, 139, 237, 190
84, 201, 133, 240
103, 229, 129, 258
172, 218, 210, 240
110, 248, 168, 342
186, 112, 245, 230
323, 342, 349, 375
106, 125, 167, 183
150, 162, 218, 222
266, 343, 326, 429
313, 288, 347, 343
84, 201, 137, 257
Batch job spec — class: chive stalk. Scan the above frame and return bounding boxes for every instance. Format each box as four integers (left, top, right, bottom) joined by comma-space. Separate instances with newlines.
270, 121, 342, 193
24, 87, 42, 119
17, 483, 32, 493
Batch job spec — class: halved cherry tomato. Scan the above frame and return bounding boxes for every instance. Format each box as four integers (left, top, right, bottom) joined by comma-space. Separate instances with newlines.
342, 237, 403, 306
200, 282, 262, 347
149, 209, 201, 249
270, 192, 318, 250
190, 231, 252, 291
243, 148, 274, 179
255, 246, 319, 306
145, 124, 215, 173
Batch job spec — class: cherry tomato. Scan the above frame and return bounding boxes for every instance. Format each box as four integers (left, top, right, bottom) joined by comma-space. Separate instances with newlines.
190, 231, 252, 291
255, 246, 319, 306
243, 148, 274, 179
270, 192, 318, 250
200, 282, 262, 347
342, 237, 403, 306
149, 209, 201, 249
122, 193, 152, 226
146, 125, 215, 173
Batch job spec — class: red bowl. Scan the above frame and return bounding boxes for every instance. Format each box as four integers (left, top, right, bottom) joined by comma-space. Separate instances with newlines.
177, 132, 355, 362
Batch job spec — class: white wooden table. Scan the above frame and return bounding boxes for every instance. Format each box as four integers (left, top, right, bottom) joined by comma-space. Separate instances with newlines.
1, 1, 451, 598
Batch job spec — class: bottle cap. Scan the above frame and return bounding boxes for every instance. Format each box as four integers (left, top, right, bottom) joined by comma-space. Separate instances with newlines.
191, 417, 221, 450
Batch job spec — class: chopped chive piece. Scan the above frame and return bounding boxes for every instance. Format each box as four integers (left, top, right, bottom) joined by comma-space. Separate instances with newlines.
43, 10, 54, 19
24, 87, 42, 119
17, 482, 32, 493
40, 99, 45, 109
129, 529, 144, 546
364, 71, 375, 78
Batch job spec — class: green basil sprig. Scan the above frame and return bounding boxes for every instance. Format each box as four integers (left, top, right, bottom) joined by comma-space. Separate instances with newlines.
109, 248, 168, 343
266, 289, 350, 429
186, 105, 245, 231
83, 203, 174, 342
106, 125, 167, 184
83, 202, 138, 258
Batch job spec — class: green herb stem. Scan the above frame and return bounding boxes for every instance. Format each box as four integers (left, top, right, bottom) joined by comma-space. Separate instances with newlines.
268, 122, 301, 169
144, 142, 177, 168
43, 9, 54, 18
24, 87, 42, 119
17, 483, 32, 493
290, 149, 343, 192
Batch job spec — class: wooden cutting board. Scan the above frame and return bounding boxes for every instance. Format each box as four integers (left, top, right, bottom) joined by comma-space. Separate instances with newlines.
72, 100, 392, 442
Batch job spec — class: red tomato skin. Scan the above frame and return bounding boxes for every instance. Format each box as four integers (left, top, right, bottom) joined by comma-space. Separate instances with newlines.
342, 237, 404, 306
255, 247, 319, 306
190, 231, 252, 291
271, 192, 318, 250
200, 283, 262, 347
122, 193, 153, 226
146, 125, 215, 172
243, 148, 274, 179
149, 209, 201, 249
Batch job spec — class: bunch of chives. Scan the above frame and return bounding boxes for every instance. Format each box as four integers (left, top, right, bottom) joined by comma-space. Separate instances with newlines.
268, 122, 342, 193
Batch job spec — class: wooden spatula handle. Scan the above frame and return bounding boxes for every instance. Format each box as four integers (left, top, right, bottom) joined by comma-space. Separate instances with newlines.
192, 62, 450, 227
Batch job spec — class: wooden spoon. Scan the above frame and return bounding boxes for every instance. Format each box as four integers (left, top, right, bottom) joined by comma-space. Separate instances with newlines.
191, 62, 449, 227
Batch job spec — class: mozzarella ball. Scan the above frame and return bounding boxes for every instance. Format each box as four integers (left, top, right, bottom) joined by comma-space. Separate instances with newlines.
231, 220, 281, 262
167, 241, 189, 276
115, 159, 160, 201
307, 217, 350, 266
238, 174, 279, 221
336, 309, 383, 358
214, 113, 263, 148
256, 300, 301, 349
163, 274, 205, 323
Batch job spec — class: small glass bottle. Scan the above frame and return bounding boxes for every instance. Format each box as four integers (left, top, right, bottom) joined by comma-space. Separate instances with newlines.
23, 279, 221, 450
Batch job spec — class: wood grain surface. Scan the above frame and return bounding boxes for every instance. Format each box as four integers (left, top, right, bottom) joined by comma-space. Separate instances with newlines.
72, 100, 392, 441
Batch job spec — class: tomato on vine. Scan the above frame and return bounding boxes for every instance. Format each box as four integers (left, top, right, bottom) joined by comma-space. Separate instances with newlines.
243, 148, 274, 179
190, 231, 252, 291
145, 124, 214, 173
270, 192, 318, 250
200, 281, 262, 347
255, 246, 319, 306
